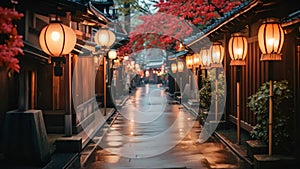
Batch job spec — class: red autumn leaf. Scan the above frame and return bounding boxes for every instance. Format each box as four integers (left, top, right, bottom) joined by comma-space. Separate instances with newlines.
118, 0, 244, 55
0, 2, 24, 73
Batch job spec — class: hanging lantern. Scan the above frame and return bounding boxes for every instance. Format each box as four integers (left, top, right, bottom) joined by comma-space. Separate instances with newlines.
145, 70, 150, 77
177, 60, 184, 73
114, 59, 121, 67
199, 48, 212, 69
94, 27, 116, 50
124, 55, 129, 61
193, 53, 200, 67
108, 49, 117, 59
39, 22, 76, 57
229, 33, 248, 66
210, 42, 224, 67
186, 55, 193, 69
258, 18, 284, 61
171, 62, 177, 74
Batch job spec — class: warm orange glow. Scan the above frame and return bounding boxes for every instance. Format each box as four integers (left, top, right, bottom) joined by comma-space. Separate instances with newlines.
177, 60, 184, 72
113, 59, 120, 67
258, 18, 284, 61
210, 42, 224, 67
145, 70, 150, 77
171, 63, 177, 73
108, 49, 117, 59
39, 22, 76, 56
94, 28, 116, 49
228, 33, 248, 66
51, 31, 60, 41
193, 53, 200, 67
186, 55, 193, 69
199, 48, 212, 68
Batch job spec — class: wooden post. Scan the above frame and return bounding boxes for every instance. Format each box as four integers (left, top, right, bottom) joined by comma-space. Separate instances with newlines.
215, 68, 219, 122
103, 56, 107, 116
64, 54, 72, 137
180, 76, 182, 95
30, 71, 36, 109
18, 70, 29, 111
236, 82, 241, 144
268, 62, 273, 156
174, 77, 177, 92
237, 66, 241, 145
269, 79, 273, 156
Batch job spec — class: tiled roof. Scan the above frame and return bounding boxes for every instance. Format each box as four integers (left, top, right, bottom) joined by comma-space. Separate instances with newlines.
184, 0, 256, 46
281, 9, 300, 27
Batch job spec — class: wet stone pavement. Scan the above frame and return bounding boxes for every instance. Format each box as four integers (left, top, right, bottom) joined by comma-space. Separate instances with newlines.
82, 84, 247, 169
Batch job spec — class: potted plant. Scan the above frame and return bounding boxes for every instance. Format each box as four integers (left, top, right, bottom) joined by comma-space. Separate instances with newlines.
246, 80, 294, 156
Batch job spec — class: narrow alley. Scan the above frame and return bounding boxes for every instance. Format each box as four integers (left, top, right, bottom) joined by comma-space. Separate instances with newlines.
82, 84, 248, 169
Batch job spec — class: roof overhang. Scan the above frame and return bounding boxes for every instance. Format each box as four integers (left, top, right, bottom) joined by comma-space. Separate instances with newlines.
186, 0, 262, 49
23, 41, 49, 63
186, 0, 300, 50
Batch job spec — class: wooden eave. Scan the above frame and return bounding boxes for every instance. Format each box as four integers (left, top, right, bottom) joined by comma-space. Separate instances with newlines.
23, 41, 49, 64
187, 0, 300, 50
187, 0, 263, 49
19, 0, 86, 17
281, 10, 300, 28
18, 0, 109, 27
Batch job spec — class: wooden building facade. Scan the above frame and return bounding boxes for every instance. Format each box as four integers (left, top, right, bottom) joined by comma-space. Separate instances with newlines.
0, 0, 119, 136
186, 0, 300, 155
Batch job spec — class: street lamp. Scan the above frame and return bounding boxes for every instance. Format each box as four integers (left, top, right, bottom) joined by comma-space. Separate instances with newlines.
94, 28, 116, 50
199, 48, 212, 91
257, 18, 284, 156
94, 27, 116, 116
210, 42, 224, 68
177, 60, 184, 73
171, 62, 177, 74
108, 49, 117, 59
199, 48, 212, 70
192, 53, 200, 89
39, 21, 76, 57
39, 17, 77, 76
229, 33, 247, 66
228, 33, 248, 145
186, 55, 193, 69
210, 42, 224, 122
39, 16, 77, 137
258, 19, 284, 61
171, 62, 177, 93
177, 60, 184, 96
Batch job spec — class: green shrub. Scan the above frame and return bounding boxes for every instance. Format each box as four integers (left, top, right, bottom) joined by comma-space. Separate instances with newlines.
198, 75, 212, 110
247, 80, 293, 150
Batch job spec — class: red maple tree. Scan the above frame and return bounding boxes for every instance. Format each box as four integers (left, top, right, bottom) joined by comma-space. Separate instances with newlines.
156, 0, 242, 26
118, 12, 194, 56
117, 0, 243, 56
0, 1, 24, 73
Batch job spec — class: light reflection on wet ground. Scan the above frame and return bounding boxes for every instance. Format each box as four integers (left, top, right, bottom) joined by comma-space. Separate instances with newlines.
82, 84, 247, 169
